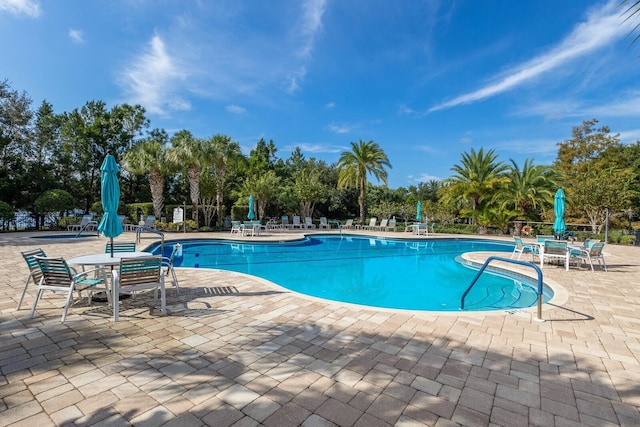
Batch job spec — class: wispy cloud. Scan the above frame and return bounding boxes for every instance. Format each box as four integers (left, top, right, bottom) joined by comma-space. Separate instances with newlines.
283, 142, 345, 154
226, 104, 247, 114
0, 0, 41, 17
328, 122, 357, 134
429, 0, 630, 113
325, 101, 335, 109
118, 0, 326, 116
408, 173, 443, 183
119, 34, 190, 116
68, 28, 84, 44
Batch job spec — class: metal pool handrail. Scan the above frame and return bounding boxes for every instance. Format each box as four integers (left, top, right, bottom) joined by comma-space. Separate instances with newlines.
75, 221, 99, 238
329, 220, 342, 237
460, 256, 545, 321
136, 226, 165, 253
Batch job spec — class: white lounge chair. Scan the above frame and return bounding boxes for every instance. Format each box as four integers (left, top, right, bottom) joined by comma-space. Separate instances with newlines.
319, 217, 330, 229
291, 216, 303, 229
230, 221, 243, 234
304, 217, 315, 229
343, 219, 355, 229
67, 214, 97, 232
358, 218, 377, 230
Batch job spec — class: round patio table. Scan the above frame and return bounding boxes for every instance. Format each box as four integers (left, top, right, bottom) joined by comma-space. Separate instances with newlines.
68, 251, 154, 302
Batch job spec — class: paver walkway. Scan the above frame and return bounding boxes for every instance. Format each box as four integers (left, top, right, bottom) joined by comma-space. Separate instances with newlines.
1, 230, 639, 426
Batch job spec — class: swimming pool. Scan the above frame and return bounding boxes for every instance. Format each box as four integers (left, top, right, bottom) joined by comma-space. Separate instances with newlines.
148, 236, 553, 312
32, 233, 97, 239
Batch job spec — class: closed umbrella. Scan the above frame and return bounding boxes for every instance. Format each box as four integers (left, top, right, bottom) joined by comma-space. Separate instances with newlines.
553, 188, 566, 238
247, 195, 255, 220
97, 154, 123, 256
416, 201, 422, 222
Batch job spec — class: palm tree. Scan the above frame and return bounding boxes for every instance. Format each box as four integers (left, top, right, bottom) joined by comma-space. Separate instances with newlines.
497, 159, 561, 235
171, 130, 208, 224
123, 129, 175, 219
440, 148, 508, 222
208, 135, 241, 227
337, 140, 392, 225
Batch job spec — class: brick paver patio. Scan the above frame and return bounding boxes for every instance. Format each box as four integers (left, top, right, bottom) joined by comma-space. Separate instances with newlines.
1, 230, 639, 426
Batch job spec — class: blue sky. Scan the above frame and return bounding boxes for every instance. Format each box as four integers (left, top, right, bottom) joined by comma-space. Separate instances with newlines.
1, 0, 639, 188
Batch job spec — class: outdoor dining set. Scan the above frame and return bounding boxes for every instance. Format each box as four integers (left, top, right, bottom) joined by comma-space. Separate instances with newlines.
18, 241, 182, 323
511, 235, 607, 272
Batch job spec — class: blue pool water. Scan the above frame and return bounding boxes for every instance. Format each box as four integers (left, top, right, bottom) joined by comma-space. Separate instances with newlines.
32, 234, 96, 239
148, 236, 553, 312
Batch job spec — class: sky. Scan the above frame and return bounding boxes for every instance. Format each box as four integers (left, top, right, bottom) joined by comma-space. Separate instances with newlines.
1, 0, 639, 188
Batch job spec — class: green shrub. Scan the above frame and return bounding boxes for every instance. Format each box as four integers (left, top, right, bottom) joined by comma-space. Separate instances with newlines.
620, 235, 636, 245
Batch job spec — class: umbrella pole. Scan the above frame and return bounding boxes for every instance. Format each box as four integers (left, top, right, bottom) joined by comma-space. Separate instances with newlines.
110, 237, 114, 257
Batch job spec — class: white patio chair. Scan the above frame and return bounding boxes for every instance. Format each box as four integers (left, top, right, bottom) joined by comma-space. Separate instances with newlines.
31, 256, 108, 322
111, 256, 166, 321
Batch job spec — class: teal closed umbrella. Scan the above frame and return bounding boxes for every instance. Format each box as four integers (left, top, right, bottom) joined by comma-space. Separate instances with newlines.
416, 201, 422, 222
248, 195, 255, 220
97, 154, 123, 256
553, 188, 566, 238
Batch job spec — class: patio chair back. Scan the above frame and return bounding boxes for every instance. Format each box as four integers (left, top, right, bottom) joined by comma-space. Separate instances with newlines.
162, 244, 181, 294
18, 248, 46, 310
36, 256, 75, 288
105, 242, 137, 253
117, 256, 162, 289
32, 256, 107, 322
543, 240, 568, 255
112, 256, 165, 321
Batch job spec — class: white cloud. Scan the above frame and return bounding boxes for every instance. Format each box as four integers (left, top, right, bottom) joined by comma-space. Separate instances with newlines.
119, 34, 190, 116
328, 122, 356, 134
429, 0, 630, 113
284, 142, 345, 154
0, 0, 41, 17
408, 173, 443, 183
68, 28, 84, 44
226, 104, 247, 114
325, 101, 335, 109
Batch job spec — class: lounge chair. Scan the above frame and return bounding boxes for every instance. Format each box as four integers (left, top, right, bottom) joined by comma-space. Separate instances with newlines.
387, 219, 397, 232
291, 216, 303, 229
67, 214, 97, 232
319, 217, 330, 230
304, 217, 315, 229
18, 248, 46, 310
162, 243, 181, 294
281, 216, 292, 229
511, 236, 537, 260
230, 221, 243, 234
111, 256, 166, 321
571, 241, 607, 272
374, 219, 389, 231
31, 256, 108, 322
126, 215, 156, 232
358, 218, 377, 230
342, 219, 355, 229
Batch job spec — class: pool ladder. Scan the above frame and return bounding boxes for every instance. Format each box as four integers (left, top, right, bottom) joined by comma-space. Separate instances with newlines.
136, 226, 165, 253
329, 220, 343, 238
460, 256, 545, 321
75, 221, 100, 238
